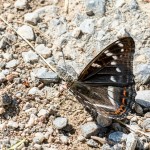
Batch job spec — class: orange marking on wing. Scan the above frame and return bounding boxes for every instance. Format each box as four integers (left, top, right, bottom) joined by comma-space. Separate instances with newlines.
123, 88, 127, 96
114, 105, 126, 115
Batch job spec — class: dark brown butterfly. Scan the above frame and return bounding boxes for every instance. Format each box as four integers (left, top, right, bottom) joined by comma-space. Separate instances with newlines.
56, 37, 136, 119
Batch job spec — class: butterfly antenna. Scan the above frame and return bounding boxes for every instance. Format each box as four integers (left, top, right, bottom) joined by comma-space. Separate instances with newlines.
60, 48, 69, 76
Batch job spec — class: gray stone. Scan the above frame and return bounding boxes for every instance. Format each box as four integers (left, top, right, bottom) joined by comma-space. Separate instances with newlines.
28, 87, 39, 95
23, 102, 32, 111
31, 67, 59, 83
2, 53, 12, 61
102, 143, 111, 150
79, 19, 95, 34
60, 135, 69, 144
126, 133, 137, 150
129, 0, 138, 10
108, 131, 127, 142
80, 122, 99, 138
33, 132, 45, 144
115, 0, 125, 8
34, 5, 58, 16
17, 25, 35, 41
6, 59, 19, 68
2, 69, 9, 75
135, 90, 150, 107
47, 127, 54, 135
58, 23, 67, 36
134, 63, 150, 84
37, 109, 49, 117
72, 28, 81, 38
134, 104, 143, 114
35, 44, 52, 58
24, 12, 40, 25
144, 112, 150, 118
34, 144, 42, 150
53, 117, 67, 129
116, 28, 130, 38
7, 121, 19, 129
22, 50, 39, 63
85, 0, 106, 16
14, 0, 28, 9
0, 38, 7, 49
0, 108, 5, 115
77, 135, 86, 142
96, 115, 112, 127
142, 118, 150, 132
26, 114, 38, 127
0, 61, 6, 69
0, 93, 12, 106
25, 108, 38, 115
0, 72, 6, 83
112, 144, 124, 150
87, 139, 98, 148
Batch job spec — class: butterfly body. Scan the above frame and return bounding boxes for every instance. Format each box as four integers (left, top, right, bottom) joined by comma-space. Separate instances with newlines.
56, 37, 136, 119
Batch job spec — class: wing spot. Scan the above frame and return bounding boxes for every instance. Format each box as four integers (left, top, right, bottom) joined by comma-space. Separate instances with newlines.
91, 63, 101, 68
104, 50, 109, 54
110, 76, 116, 82
116, 67, 121, 72
121, 49, 124, 52
118, 43, 124, 47
106, 52, 113, 56
112, 56, 118, 60
111, 61, 117, 65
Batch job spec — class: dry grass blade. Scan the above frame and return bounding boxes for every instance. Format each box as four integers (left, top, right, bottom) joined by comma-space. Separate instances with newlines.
91, 136, 107, 144
117, 120, 150, 138
0, 15, 57, 73
65, 0, 69, 13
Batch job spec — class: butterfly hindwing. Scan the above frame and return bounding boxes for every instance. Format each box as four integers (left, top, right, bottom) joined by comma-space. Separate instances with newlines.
70, 37, 135, 119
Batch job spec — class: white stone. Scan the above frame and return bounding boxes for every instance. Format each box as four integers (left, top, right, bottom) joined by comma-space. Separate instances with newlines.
37, 109, 49, 117
24, 12, 39, 25
115, 0, 125, 8
26, 114, 38, 127
60, 135, 69, 144
14, 0, 28, 9
0, 107, 5, 114
35, 44, 52, 58
17, 25, 34, 41
135, 90, 150, 107
33, 132, 45, 144
28, 87, 39, 95
80, 122, 99, 138
7, 121, 19, 129
6, 59, 19, 68
79, 19, 95, 34
22, 50, 39, 63
53, 117, 67, 129
126, 133, 137, 150
0, 72, 6, 83
0, 122, 6, 131
2, 53, 12, 61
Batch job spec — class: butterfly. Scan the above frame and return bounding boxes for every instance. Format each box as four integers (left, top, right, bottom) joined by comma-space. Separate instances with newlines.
55, 37, 136, 119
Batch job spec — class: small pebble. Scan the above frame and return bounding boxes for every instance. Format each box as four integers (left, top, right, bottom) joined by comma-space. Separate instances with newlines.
53, 117, 68, 129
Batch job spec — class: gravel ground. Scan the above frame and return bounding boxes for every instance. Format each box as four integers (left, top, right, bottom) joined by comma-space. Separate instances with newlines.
0, 0, 150, 149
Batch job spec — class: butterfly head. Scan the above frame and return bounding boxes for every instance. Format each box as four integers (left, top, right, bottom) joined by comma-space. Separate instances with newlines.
56, 65, 78, 85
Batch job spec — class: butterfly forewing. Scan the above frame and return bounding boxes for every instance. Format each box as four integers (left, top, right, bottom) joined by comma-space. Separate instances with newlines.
70, 37, 135, 119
